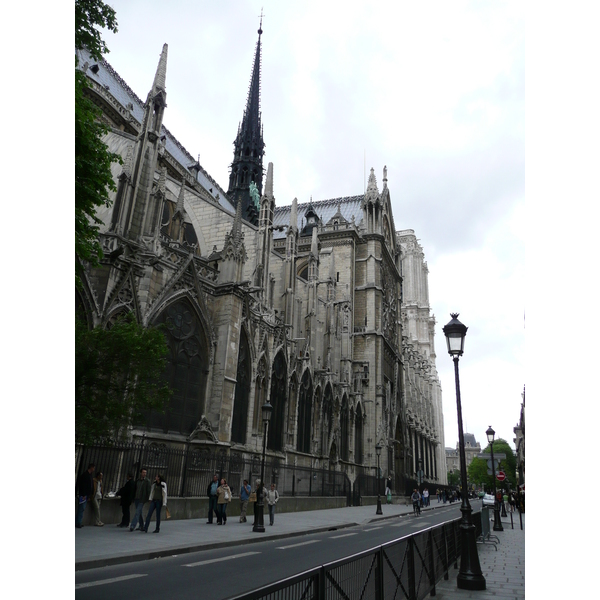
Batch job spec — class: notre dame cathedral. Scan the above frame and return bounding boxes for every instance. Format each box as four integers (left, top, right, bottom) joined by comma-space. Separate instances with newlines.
76, 23, 448, 494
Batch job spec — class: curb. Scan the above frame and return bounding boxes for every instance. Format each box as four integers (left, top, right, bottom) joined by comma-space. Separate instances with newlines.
75, 521, 360, 571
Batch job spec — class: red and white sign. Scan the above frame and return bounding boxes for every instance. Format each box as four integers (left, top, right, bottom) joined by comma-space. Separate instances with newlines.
496, 471, 506, 482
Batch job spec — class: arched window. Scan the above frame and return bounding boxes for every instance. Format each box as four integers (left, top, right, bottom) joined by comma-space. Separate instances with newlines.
231, 329, 251, 444
322, 384, 333, 456
354, 405, 364, 464
296, 370, 313, 453
340, 395, 349, 461
267, 352, 287, 451
142, 299, 208, 435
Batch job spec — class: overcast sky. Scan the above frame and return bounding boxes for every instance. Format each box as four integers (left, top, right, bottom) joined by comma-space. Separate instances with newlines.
100, 0, 525, 451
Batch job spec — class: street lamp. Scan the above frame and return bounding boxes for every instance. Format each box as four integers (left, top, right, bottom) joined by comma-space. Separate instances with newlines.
443, 314, 486, 591
486, 426, 504, 532
253, 400, 273, 533
375, 444, 383, 515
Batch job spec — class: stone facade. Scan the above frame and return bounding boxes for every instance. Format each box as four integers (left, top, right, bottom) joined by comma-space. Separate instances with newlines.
445, 433, 481, 474
76, 31, 447, 494
513, 386, 525, 487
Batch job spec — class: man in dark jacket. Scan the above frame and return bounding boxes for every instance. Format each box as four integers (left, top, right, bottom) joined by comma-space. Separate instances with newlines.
130, 468, 151, 532
75, 463, 95, 528
116, 473, 136, 528
206, 474, 219, 524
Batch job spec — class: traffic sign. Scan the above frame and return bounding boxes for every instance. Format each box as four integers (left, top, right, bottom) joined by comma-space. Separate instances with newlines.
496, 471, 506, 482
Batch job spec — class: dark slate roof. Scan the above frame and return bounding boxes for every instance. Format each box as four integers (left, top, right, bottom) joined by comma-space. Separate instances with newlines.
272, 195, 364, 239
463, 433, 479, 447
77, 48, 234, 213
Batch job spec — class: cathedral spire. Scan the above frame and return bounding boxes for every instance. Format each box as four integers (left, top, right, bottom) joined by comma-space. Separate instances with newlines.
152, 43, 168, 93
227, 22, 266, 226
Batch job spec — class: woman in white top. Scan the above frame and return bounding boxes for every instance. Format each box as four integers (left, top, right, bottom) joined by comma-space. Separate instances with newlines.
266, 483, 279, 526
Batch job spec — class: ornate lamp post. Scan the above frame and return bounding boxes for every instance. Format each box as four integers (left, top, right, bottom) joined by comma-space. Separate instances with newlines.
253, 400, 273, 533
375, 443, 383, 515
486, 426, 504, 532
443, 314, 486, 591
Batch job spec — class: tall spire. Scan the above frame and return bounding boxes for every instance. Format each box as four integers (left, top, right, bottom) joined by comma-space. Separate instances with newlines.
152, 43, 168, 93
227, 21, 266, 226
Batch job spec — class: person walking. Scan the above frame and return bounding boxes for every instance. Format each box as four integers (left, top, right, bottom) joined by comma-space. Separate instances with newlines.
422, 487, 429, 508
206, 474, 219, 524
239, 479, 251, 523
116, 473, 136, 528
266, 483, 279, 526
75, 463, 95, 528
216, 478, 232, 525
91, 472, 104, 526
144, 474, 168, 533
130, 468, 151, 532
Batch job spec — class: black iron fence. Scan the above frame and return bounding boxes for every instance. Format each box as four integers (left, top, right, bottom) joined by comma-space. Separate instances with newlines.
75, 441, 351, 501
226, 515, 474, 600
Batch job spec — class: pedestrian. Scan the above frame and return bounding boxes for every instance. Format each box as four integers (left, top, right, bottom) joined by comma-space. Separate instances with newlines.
266, 483, 279, 526
509, 492, 516, 512
116, 473, 136, 528
422, 487, 429, 507
206, 474, 219, 524
411, 488, 421, 515
75, 463, 95, 528
130, 468, 151, 532
239, 479, 251, 523
144, 474, 168, 533
442, 489, 447, 503
216, 478, 232, 525
253, 479, 265, 525
91, 472, 104, 526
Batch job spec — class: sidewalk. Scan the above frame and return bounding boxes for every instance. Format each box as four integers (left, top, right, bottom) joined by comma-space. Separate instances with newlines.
75, 500, 421, 570
75, 500, 524, 599
434, 510, 525, 600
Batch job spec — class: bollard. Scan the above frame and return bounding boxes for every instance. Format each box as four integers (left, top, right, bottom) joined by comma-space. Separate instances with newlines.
510, 510, 514, 530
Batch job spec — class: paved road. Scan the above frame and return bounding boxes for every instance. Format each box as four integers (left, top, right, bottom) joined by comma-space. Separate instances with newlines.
76, 504, 463, 600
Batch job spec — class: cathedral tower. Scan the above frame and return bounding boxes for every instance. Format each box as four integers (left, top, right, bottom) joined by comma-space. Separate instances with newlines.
227, 20, 265, 226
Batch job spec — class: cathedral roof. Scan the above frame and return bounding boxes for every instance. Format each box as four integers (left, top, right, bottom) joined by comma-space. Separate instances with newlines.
77, 48, 234, 213
272, 195, 364, 239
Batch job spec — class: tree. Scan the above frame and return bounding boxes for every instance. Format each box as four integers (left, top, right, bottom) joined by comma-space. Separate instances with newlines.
75, 0, 122, 287
76, 314, 171, 443
467, 439, 517, 491
447, 469, 460, 487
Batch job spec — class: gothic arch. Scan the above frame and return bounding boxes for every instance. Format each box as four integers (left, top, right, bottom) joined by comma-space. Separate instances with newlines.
340, 394, 349, 462
354, 401, 364, 464
231, 327, 251, 444
141, 296, 210, 435
322, 383, 334, 457
296, 369, 313, 454
267, 351, 287, 452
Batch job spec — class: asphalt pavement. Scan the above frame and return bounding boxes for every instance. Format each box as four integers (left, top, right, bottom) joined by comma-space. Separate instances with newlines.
75, 499, 524, 599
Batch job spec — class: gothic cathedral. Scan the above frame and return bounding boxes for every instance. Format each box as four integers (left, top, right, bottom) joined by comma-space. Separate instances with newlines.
76, 25, 447, 494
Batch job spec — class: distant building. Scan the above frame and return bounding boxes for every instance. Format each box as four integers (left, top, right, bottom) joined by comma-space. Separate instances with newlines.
445, 433, 481, 475
513, 386, 525, 487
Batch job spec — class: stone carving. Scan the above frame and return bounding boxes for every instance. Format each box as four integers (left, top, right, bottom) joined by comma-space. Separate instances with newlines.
187, 415, 217, 442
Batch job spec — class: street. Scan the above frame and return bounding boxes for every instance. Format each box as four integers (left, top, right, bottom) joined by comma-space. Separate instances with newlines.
75, 504, 462, 600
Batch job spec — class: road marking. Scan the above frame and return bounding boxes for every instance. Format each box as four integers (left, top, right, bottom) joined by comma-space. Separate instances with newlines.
390, 522, 404, 527
75, 574, 147, 589
410, 522, 430, 527
364, 526, 383, 532
330, 532, 358, 539
183, 551, 260, 567
277, 540, 320, 549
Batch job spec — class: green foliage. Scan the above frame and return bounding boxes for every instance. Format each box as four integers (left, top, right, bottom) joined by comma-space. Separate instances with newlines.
75, 0, 122, 287
75, 314, 172, 443
75, 0, 118, 61
467, 439, 517, 491
447, 469, 460, 487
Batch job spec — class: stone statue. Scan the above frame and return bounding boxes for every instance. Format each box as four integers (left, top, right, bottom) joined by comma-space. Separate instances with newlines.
249, 181, 261, 211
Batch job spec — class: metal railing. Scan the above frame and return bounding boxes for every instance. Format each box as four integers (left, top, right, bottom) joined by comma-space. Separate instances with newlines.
226, 515, 470, 600
75, 441, 351, 501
